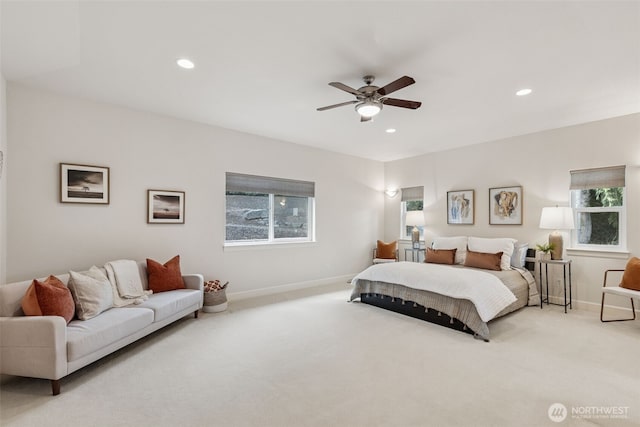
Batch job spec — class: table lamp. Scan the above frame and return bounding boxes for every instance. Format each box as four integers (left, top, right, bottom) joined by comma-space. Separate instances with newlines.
405, 210, 425, 249
539, 207, 575, 260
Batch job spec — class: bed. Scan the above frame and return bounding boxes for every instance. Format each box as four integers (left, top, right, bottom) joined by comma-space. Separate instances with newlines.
349, 238, 539, 341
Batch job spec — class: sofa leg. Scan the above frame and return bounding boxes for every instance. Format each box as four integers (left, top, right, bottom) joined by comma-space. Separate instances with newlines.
194, 310, 199, 319
51, 380, 60, 396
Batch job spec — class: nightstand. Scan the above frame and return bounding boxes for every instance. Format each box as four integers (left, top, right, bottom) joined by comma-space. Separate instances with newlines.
538, 259, 573, 313
404, 247, 425, 262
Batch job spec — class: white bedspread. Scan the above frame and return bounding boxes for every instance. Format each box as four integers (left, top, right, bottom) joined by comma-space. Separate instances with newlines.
351, 262, 517, 322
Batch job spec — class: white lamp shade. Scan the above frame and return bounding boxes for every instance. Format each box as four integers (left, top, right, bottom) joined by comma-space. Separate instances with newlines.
539, 207, 575, 230
405, 210, 425, 227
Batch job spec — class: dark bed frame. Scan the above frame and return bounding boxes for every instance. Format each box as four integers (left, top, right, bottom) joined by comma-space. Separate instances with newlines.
359, 248, 537, 340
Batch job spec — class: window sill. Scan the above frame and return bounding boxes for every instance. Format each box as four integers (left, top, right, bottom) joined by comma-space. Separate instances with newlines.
224, 240, 317, 251
566, 248, 630, 260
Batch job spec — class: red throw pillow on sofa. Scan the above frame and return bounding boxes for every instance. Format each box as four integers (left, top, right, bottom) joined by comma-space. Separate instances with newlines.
21, 275, 75, 324
147, 255, 186, 293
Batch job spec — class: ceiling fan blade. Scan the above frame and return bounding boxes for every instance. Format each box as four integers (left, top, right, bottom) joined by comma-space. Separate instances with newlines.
317, 100, 358, 111
376, 76, 415, 96
328, 82, 362, 96
360, 115, 372, 123
381, 98, 422, 109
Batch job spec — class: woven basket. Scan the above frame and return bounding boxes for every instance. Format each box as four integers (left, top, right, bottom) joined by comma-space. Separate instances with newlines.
204, 289, 227, 306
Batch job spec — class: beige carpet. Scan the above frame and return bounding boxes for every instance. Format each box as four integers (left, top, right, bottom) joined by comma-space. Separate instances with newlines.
1, 282, 639, 427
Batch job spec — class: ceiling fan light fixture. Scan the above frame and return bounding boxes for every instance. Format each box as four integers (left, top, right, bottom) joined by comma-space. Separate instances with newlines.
356, 100, 382, 117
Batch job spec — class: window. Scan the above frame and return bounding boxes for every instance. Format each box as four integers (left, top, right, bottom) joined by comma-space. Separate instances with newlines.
400, 186, 424, 239
225, 173, 315, 244
570, 165, 626, 251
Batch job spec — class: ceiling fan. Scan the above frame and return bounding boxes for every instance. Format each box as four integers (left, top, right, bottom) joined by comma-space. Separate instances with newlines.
317, 75, 421, 122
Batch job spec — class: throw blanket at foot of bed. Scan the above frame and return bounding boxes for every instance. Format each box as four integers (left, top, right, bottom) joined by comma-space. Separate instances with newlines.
350, 262, 520, 340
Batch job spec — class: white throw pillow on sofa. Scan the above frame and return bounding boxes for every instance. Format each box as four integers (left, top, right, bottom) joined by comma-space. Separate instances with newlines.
468, 237, 516, 271
68, 266, 114, 320
432, 236, 468, 264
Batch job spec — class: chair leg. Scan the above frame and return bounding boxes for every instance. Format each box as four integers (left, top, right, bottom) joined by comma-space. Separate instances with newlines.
601, 293, 637, 322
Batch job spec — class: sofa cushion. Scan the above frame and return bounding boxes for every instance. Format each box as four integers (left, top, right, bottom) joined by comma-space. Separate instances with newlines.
22, 276, 75, 324
68, 266, 114, 320
129, 289, 202, 322
146, 255, 186, 293
66, 307, 154, 362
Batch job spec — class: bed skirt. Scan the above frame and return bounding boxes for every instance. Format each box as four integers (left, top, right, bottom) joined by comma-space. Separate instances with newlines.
350, 280, 524, 341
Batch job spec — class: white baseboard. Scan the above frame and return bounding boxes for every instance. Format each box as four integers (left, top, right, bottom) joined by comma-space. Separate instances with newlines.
545, 295, 638, 315
227, 274, 354, 302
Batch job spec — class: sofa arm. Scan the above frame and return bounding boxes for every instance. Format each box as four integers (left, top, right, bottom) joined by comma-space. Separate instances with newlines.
183, 274, 204, 292
0, 316, 68, 380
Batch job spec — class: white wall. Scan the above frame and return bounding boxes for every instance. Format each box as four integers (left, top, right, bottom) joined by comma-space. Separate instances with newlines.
6, 84, 384, 292
0, 75, 6, 285
385, 113, 640, 309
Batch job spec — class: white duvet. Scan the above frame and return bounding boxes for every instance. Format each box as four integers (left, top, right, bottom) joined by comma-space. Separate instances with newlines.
351, 262, 517, 322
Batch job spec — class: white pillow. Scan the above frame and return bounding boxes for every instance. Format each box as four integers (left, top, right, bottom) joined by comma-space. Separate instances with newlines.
511, 242, 529, 268
432, 236, 468, 264
468, 237, 516, 271
68, 266, 114, 320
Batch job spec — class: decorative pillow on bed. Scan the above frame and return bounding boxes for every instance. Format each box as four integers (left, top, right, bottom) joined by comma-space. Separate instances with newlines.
21, 276, 75, 324
376, 240, 397, 259
425, 248, 457, 265
620, 257, 640, 291
464, 249, 503, 271
468, 237, 515, 271
147, 255, 186, 293
432, 236, 468, 264
511, 242, 529, 268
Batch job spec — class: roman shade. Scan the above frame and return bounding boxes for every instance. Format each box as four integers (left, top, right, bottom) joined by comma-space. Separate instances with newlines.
570, 165, 625, 190
226, 172, 315, 198
401, 186, 424, 202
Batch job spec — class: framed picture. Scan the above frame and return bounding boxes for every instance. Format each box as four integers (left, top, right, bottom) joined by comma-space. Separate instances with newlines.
447, 190, 474, 224
147, 190, 185, 224
489, 186, 522, 225
60, 163, 110, 204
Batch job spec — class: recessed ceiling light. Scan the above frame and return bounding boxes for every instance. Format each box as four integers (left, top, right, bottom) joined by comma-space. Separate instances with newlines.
176, 58, 195, 69
516, 88, 532, 96
386, 128, 396, 133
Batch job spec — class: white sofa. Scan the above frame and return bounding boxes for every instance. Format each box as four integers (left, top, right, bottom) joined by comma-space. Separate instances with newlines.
0, 262, 203, 395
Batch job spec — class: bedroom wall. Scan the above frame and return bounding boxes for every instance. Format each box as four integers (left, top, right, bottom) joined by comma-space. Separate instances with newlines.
0, 74, 6, 285
384, 113, 640, 310
5, 84, 385, 293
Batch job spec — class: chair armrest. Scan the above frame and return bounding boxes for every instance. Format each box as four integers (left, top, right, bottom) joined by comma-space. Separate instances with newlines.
603, 269, 625, 287
0, 316, 67, 380
182, 274, 204, 292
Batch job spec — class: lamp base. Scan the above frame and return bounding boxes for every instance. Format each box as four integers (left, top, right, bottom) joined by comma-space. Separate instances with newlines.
411, 226, 420, 249
549, 231, 563, 260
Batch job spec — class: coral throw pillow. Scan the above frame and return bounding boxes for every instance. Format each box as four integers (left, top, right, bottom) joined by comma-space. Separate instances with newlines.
376, 240, 397, 260
21, 275, 75, 324
464, 249, 503, 271
620, 257, 640, 291
425, 248, 457, 265
147, 255, 186, 293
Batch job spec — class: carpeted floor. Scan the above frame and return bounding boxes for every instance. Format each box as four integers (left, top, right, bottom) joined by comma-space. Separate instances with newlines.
1, 282, 639, 427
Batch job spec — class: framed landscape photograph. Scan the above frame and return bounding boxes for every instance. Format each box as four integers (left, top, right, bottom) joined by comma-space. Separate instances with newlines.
147, 190, 185, 224
447, 189, 474, 224
489, 186, 522, 225
60, 163, 110, 204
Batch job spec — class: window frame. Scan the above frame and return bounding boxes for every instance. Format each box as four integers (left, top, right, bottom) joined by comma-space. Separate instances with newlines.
570, 187, 626, 252
224, 173, 316, 246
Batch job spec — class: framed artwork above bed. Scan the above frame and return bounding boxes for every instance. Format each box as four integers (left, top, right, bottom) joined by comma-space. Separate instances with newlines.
447, 190, 474, 224
489, 186, 522, 225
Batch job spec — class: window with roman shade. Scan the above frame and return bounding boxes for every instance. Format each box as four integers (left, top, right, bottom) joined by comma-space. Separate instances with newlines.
570, 165, 626, 250
400, 186, 424, 239
225, 172, 315, 244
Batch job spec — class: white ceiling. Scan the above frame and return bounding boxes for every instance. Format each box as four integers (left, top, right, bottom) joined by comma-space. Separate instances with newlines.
2, 1, 639, 162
